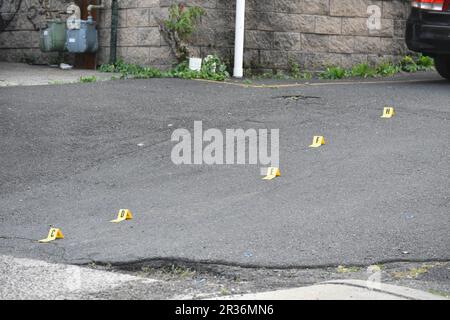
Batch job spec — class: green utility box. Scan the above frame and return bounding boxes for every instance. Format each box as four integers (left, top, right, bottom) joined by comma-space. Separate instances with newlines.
40, 20, 67, 52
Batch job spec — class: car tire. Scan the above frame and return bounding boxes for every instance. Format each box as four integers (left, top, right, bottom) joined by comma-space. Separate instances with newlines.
434, 55, 450, 80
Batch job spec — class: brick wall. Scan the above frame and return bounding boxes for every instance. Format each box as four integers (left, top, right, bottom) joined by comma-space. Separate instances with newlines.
0, 0, 411, 70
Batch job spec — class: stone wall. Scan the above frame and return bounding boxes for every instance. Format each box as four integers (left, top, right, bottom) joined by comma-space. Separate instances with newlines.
0, 0, 73, 64
0, 0, 411, 70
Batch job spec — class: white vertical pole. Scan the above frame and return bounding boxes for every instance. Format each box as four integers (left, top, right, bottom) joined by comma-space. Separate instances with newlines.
233, 0, 245, 78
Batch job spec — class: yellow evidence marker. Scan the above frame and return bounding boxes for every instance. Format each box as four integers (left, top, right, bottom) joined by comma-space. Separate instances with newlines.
39, 228, 64, 243
381, 107, 395, 118
111, 209, 133, 223
309, 136, 326, 148
262, 167, 281, 180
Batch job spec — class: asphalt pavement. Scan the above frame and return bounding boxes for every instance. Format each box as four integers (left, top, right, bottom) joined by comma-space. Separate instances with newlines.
0, 73, 449, 270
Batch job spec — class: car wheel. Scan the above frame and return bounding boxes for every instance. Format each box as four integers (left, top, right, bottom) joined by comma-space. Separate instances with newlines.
434, 55, 450, 80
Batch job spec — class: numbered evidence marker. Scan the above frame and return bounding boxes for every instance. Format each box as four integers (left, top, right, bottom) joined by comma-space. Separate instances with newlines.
39, 228, 64, 243
309, 136, 326, 148
262, 167, 281, 180
111, 209, 133, 223
381, 107, 395, 118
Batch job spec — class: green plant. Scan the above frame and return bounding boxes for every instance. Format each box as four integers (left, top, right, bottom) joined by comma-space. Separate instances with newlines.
337, 265, 361, 273
79, 75, 97, 83
244, 68, 253, 78
376, 60, 401, 77
99, 55, 229, 81
260, 70, 274, 79
274, 70, 288, 80
400, 55, 419, 72
287, 60, 312, 80
202, 54, 230, 79
416, 54, 434, 70
172, 55, 230, 80
288, 59, 301, 78
219, 287, 230, 296
351, 63, 377, 78
99, 59, 164, 79
99, 53, 434, 84
99, 63, 116, 73
391, 265, 433, 279
319, 66, 348, 79
160, 3, 206, 62
302, 71, 313, 80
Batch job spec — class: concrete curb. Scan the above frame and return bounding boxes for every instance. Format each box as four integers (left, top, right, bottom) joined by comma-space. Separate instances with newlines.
324, 280, 447, 300
217, 279, 448, 300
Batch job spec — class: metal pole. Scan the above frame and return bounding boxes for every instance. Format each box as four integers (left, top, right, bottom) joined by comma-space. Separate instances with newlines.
109, 0, 119, 65
233, 0, 245, 78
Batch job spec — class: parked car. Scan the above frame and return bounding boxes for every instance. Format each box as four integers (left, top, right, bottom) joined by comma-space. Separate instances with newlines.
406, 0, 450, 80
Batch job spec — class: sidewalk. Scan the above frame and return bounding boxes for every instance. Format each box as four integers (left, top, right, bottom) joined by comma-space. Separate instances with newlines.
0, 62, 117, 87
219, 280, 448, 300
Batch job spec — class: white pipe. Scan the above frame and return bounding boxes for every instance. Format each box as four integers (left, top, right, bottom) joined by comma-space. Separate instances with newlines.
88, 0, 104, 16
233, 0, 245, 78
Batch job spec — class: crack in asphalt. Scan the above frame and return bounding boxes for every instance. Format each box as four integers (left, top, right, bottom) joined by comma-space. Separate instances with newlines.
273, 95, 322, 101
0, 236, 36, 242
82, 256, 450, 273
